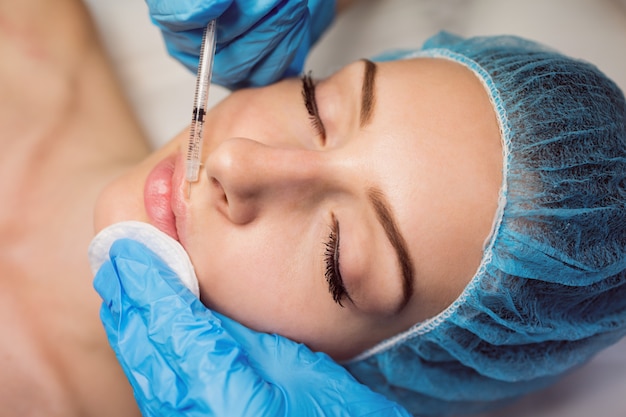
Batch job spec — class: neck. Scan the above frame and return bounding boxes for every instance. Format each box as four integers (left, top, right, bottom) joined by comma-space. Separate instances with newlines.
0, 6, 148, 414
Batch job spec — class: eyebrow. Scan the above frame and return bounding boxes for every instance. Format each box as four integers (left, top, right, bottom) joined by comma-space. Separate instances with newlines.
360, 59, 377, 127
367, 187, 415, 312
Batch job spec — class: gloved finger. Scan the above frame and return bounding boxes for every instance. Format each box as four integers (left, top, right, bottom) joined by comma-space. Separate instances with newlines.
215, 313, 413, 417
307, 0, 336, 44
94, 238, 211, 359
157, 25, 205, 72
93, 257, 124, 323
100, 293, 227, 417
242, 13, 310, 87
151, 17, 204, 53
215, 311, 337, 376
104, 239, 289, 415
166, 45, 200, 74
215, 0, 303, 44
285, 32, 312, 77
148, 0, 232, 31
215, 312, 367, 388
99, 302, 176, 417
213, 12, 309, 88
105, 238, 200, 307
96, 258, 182, 416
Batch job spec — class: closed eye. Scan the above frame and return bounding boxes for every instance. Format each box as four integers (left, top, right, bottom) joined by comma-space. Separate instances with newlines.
324, 214, 352, 307
301, 72, 326, 142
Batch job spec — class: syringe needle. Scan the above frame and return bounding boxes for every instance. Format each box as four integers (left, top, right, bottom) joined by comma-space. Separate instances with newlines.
185, 20, 217, 197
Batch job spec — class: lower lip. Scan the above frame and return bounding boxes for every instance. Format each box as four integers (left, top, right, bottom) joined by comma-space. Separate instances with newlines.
144, 154, 179, 240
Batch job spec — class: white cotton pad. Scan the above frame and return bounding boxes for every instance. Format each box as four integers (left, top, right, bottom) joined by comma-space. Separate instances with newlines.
88, 220, 200, 297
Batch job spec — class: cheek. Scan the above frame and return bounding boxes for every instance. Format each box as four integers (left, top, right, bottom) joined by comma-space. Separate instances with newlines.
185, 230, 384, 360
204, 80, 308, 147
183, 223, 354, 356
187, 225, 305, 326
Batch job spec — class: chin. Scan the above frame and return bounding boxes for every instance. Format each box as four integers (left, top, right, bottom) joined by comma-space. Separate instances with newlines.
93, 167, 148, 234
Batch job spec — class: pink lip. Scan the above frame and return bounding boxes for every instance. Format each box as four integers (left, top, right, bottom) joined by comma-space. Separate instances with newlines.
144, 153, 184, 241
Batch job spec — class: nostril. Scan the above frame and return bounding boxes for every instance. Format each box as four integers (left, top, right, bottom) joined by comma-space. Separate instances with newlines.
210, 177, 228, 204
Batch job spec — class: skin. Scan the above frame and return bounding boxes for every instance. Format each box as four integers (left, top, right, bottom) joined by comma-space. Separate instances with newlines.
95, 57, 503, 360
1, 0, 500, 414
0, 0, 146, 415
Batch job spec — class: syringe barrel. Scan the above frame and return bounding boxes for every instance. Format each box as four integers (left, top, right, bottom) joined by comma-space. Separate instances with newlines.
185, 20, 217, 184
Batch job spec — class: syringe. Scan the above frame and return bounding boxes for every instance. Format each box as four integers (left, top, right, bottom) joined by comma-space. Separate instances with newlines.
186, 20, 217, 193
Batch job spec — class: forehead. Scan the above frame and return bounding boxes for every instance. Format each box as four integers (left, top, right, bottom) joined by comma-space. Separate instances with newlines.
369, 57, 504, 322
374, 57, 493, 119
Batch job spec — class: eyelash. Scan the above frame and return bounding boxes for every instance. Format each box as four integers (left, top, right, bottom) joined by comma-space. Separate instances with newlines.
302, 74, 346, 306
324, 215, 351, 307
301, 72, 326, 140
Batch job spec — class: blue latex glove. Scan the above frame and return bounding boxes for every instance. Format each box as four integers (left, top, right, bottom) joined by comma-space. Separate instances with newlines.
146, 0, 336, 89
93, 238, 412, 417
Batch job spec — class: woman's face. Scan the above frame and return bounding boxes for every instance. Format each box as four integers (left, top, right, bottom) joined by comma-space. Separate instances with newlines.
95, 57, 502, 360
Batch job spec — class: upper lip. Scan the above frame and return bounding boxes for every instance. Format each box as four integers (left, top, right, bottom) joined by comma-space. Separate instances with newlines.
170, 150, 190, 242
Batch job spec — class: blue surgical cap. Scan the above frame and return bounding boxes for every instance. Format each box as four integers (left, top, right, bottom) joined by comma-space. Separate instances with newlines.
345, 32, 626, 416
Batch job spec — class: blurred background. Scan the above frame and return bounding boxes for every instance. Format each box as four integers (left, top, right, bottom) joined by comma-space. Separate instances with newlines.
82, 1, 626, 416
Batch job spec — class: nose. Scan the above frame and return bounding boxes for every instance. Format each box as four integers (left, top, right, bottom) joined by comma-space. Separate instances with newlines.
205, 138, 336, 224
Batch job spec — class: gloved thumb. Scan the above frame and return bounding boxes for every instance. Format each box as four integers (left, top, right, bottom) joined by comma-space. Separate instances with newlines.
147, 0, 232, 31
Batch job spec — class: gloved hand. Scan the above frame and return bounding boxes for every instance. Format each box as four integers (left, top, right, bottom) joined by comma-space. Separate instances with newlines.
93, 238, 411, 417
146, 0, 336, 89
